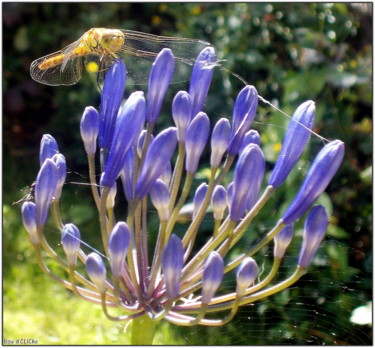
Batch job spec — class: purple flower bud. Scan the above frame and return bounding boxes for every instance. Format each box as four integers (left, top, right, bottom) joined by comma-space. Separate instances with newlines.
189, 47, 216, 118
269, 100, 315, 188
193, 183, 208, 219
108, 222, 130, 278
35, 158, 58, 226
282, 140, 344, 224
162, 234, 184, 299
172, 91, 192, 142
135, 127, 177, 199
39, 134, 59, 166
230, 144, 265, 221
99, 59, 126, 150
22, 202, 38, 244
147, 49, 175, 124
101, 91, 146, 187
159, 161, 172, 185
86, 252, 107, 293
185, 112, 210, 174
239, 129, 261, 154
236, 257, 258, 296
150, 179, 171, 221
211, 185, 227, 220
298, 205, 328, 268
274, 224, 294, 260
226, 182, 234, 207
52, 154, 66, 200
201, 251, 224, 304
210, 118, 231, 168
120, 147, 135, 202
227, 86, 258, 155
137, 130, 154, 158
80, 106, 100, 156
61, 223, 81, 267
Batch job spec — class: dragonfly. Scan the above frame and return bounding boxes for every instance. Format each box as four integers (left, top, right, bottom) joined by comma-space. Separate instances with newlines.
30, 28, 214, 86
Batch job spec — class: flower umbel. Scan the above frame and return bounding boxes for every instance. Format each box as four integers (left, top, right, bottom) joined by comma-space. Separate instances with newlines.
21, 47, 344, 341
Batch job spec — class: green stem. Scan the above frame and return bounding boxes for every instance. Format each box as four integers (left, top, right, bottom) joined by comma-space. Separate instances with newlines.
169, 142, 186, 210
51, 200, 63, 228
225, 219, 285, 273
182, 167, 217, 250
99, 187, 110, 254
164, 173, 193, 243
177, 266, 305, 314
88, 154, 101, 210
213, 154, 235, 186
131, 314, 157, 345
147, 221, 167, 297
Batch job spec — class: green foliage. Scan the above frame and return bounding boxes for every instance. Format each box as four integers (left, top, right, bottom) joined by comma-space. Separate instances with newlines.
3, 2, 371, 345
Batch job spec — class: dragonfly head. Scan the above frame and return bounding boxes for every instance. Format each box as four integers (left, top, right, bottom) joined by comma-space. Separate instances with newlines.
102, 29, 124, 53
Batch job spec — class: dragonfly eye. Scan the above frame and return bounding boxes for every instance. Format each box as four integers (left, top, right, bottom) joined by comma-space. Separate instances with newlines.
109, 35, 124, 52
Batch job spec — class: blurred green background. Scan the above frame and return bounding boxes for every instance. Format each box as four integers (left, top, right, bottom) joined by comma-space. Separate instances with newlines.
3, 2, 372, 345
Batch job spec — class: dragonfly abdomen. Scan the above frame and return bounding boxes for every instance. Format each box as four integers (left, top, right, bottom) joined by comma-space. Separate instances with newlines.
38, 54, 66, 70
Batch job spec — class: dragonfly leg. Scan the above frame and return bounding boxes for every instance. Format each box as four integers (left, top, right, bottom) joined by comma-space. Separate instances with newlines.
104, 48, 119, 60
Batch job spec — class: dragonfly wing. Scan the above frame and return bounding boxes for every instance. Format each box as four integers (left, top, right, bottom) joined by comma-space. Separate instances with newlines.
30, 39, 84, 86
30, 51, 83, 86
121, 29, 211, 65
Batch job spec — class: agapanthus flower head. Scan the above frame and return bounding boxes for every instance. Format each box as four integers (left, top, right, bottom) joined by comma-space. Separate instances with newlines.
227, 85, 258, 156
210, 118, 231, 168
185, 112, 210, 174
189, 46, 216, 118
150, 179, 171, 221
61, 223, 81, 267
22, 202, 38, 244
34, 158, 58, 227
99, 58, 126, 150
80, 106, 100, 156
201, 251, 224, 304
108, 222, 130, 278
23, 45, 345, 337
298, 205, 328, 268
236, 257, 259, 297
211, 185, 227, 221
282, 140, 344, 224
274, 224, 294, 260
230, 144, 265, 221
101, 91, 146, 187
135, 127, 177, 199
162, 234, 184, 299
172, 90, 192, 143
268, 100, 315, 188
86, 252, 107, 293
147, 48, 175, 124
39, 134, 59, 166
